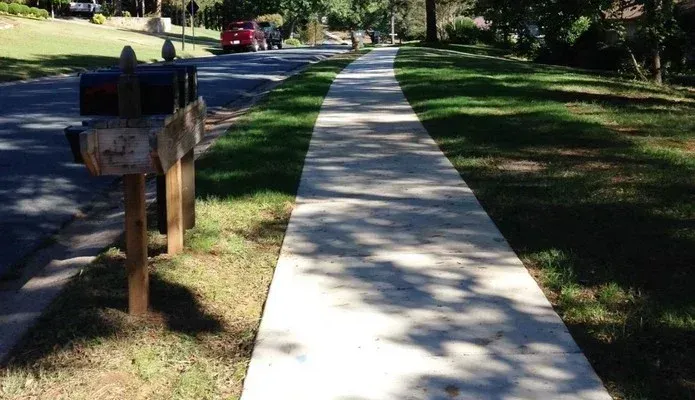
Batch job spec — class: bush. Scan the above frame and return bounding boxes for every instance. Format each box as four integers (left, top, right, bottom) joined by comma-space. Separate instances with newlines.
445, 17, 480, 45
121, 10, 130, 17
567, 16, 592, 45
29, 6, 39, 16
7, 2, 21, 14
90, 12, 105, 24
38, 8, 48, 18
570, 24, 628, 71
284, 38, 301, 46
18, 3, 29, 14
100, 2, 113, 16
0, 2, 8, 13
300, 17, 322, 46
256, 13, 283, 27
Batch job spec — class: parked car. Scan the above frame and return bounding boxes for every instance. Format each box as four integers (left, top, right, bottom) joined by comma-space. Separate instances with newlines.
258, 21, 283, 50
69, 0, 101, 16
221, 21, 267, 53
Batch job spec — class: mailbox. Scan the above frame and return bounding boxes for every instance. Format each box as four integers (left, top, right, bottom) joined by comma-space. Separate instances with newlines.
80, 70, 180, 116
63, 42, 206, 316
138, 65, 198, 106
64, 126, 88, 164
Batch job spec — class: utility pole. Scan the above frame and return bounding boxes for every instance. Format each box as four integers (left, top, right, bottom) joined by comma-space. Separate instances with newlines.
181, 0, 185, 51
390, 9, 395, 44
190, 1, 195, 51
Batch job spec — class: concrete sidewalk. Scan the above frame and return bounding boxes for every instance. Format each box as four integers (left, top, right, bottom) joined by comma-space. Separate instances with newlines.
241, 48, 611, 400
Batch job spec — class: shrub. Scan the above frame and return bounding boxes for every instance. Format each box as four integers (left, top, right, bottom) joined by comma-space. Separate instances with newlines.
570, 24, 629, 71
7, 2, 21, 14
0, 2, 8, 13
90, 12, 105, 24
284, 38, 301, 46
256, 13, 283, 27
567, 16, 592, 45
300, 17, 322, 45
121, 10, 130, 17
38, 8, 48, 18
18, 3, 29, 14
445, 17, 480, 45
29, 6, 39, 16
101, 2, 113, 16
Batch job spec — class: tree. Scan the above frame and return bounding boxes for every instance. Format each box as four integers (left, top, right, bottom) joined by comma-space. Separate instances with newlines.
393, 0, 425, 40
326, 0, 390, 31
475, 0, 531, 45
436, 0, 473, 40
425, 0, 436, 41
639, 0, 676, 84
257, 13, 285, 26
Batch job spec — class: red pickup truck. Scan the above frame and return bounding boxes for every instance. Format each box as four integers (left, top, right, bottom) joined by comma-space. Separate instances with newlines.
221, 21, 267, 53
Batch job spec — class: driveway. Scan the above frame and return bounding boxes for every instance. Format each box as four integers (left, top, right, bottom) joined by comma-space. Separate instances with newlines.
0, 46, 347, 276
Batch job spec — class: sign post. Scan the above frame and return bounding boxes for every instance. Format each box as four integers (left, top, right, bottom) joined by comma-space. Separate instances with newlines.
186, 1, 200, 51
118, 47, 148, 315
181, 0, 185, 51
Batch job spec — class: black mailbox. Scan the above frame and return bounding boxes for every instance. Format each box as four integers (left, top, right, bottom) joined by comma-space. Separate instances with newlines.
138, 65, 198, 105
80, 70, 180, 116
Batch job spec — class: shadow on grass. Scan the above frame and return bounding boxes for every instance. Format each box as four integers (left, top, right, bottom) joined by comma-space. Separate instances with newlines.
396, 47, 695, 399
6, 246, 223, 369
0, 54, 158, 82
420, 41, 514, 58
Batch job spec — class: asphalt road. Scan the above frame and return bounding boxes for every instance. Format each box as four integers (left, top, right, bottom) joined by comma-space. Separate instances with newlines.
0, 46, 347, 276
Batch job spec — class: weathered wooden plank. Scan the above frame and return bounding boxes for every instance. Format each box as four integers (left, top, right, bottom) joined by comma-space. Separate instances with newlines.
156, 98, 206, 173
78, 99, 205, 177
166, 159, 184, 254
118, 74, 141, 118
80, 127, 160, 176
181, 149, 195, 229
79, 129, 100, 176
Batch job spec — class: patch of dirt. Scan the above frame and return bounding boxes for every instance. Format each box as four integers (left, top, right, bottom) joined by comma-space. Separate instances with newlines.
576, 160, 616, 172
556, 148, 601, 157
497, 159, 546, 173
661, 139, 695, 154
565, 102, 601, 115
0, 17, 16, 30
609, 125, 642, 135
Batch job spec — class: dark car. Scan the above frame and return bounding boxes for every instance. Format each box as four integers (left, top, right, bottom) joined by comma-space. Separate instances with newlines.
258, 22, 283, 50
220, 21, 267, 53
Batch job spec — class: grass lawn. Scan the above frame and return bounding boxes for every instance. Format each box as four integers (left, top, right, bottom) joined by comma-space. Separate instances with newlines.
0, 16, 221, 82
0, 51, 364, 399
396, 46, 695, 399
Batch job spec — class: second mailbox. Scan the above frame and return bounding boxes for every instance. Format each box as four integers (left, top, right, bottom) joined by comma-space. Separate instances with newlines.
80, 69, 189, 116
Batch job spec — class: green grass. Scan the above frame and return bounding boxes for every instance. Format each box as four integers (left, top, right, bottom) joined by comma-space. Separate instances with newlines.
396, 46, 695, 399
0, 51, 365, 399
0, 17, 221, 82
419, 42, 515, 59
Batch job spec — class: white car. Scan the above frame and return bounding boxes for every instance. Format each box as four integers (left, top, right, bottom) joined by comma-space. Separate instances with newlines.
69, 0, 102, 16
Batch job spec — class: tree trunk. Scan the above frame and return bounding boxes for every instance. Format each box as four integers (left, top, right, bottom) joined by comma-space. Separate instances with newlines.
156, 0, 161, 16
626, 45, 649, 81
425, 0, 437, 42
652, 47, 663, 84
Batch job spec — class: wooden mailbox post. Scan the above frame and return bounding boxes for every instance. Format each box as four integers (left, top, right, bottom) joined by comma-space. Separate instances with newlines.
67, 41, 206, 315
